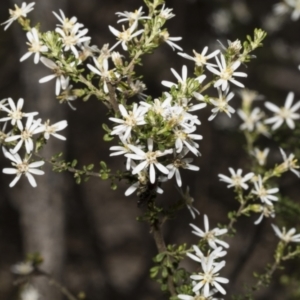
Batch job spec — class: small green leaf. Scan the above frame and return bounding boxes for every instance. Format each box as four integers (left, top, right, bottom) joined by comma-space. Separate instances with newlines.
103, 133, 114, 142
155, 253, 166, 263
71, 159, 78, 167
100, 161, 107, 169
87, 164, 94, 170
111, 182, 117, 190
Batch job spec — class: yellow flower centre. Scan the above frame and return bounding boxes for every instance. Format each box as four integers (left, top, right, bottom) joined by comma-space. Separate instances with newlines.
124, 112, 137, 127
28, 40, 43, 53
193, 50, 207, 66
278, 107, 291, 119
119, 26, 132, 41
146, 152, 157, 164
10, 5, 23, 18
62, 19, 76, 32
21, 129, 32, 141
220, 67, 233, 80
231, 175, 242, 186
173, 158, 186, 168
15, 162, 29, 174
257, 187, 268, 197
9, 109, 23, 121
202, 271, 213, 284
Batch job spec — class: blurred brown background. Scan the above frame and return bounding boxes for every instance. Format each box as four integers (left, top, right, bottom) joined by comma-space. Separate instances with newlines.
1, 0, 300, 299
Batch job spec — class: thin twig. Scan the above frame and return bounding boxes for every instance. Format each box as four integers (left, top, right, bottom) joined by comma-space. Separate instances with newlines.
106, 82, 119, 113
150, 220, 176, 297
38, 270, 78, 300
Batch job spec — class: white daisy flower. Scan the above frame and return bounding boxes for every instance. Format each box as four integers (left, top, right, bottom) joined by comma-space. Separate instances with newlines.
178, 47, 220, 68
208, 87, 235, 121
190, 256, 229, 296
1, 2, 35, 31
207, 54, 247, 91
20, 28, 48, 64
254, 204, 275, 225
57, 78, 78, 110
264, 92, 300, 130
279, 148, 300, 177
251, 147, 270, 166
252, 175, 279, 206
159, 4, 175, 20
218, 168, 254, 190
53, 9, 83, 33
271, 223, 300, 243
187, 245, 227, 265
87, 57, 117, 94
124, 161, 166, 196
109, 137, 137, 170
178, 286, 220, 300
238, 107, 264, 131
0, 98, 38, 130
34, 119, 68, 140
173, 127, 202, 156
109, 103, 146, 140
109, 20, 144, 51
159, 31, 182, 51
39, 57, 68, 96
2, 150, 44, 188
140, 96, 172, 116
190, 214, 229, 249
5, 116, 41, 154
125, 138, 172, 184
162, 65, 206, 91
115, 7, 150, 23
56, 23, 91, 58
167, 148, 199, 187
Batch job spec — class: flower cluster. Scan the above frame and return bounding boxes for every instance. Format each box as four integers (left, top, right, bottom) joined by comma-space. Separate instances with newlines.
0, 98, 67, 187
178, 215, 229, 299
218, 166, 279, 225
3, 1, 300, 300
1, 2, 262, 197
238, 90, 300, 133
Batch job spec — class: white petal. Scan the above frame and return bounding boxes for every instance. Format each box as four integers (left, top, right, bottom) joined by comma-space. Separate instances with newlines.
26, 173, 37, 187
